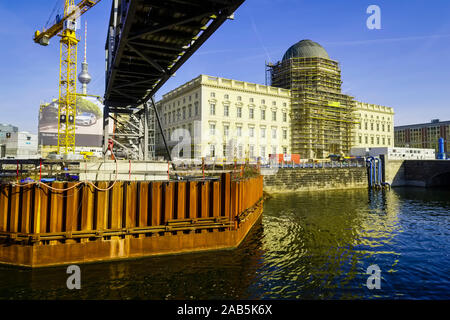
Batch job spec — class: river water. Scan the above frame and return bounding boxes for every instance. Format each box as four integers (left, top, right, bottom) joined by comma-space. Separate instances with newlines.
0, 187, 449, 299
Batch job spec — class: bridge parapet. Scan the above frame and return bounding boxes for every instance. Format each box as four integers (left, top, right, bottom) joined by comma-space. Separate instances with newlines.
385, 160, 450, 187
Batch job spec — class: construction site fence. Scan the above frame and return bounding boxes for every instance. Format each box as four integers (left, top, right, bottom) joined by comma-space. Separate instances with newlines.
0, 174, 264, 245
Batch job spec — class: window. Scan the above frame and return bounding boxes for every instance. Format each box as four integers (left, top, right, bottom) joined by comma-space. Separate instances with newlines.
249, 145, 255, 158
261, 128, 266, 138
209, 144, 215, 157
371, 137, 374, 144
249, 108, 254, 119
377, 123, 380, 131
177, 109, 181, 121
377, 137, 380, 145
260, 146, 266, 158
371, 123, 374, 131
283, 102, 287, 107
365, 136, 368, 144
210, 123, 216, 135
237, 96, 242, 101
224, 125, 229, 137
365, 122, 368, 130
223, 143, 228, 157
210, 104, 216, 115
382, 124, 385, 132
189, 95, 192, 102
388, 138, 391, 145
249, 98, 254, 103
188, 105, 192, 118
272, 128, 277, 139
195, 102, 199, 116
283, 112, 287, 122
210, 92, 215, 98
272, 111, 276, 121
249, 127, 254, 137
261, 99, 265, 105
195, 92, 198, 99
237, 126, 242, 137
224, 105, 229, 117
183, 97, 186, 104
261, 109, 266, 120
182, 107, 186, 120
383, 137, 386, 145
359, 136, 362, 144
238, 145, 243, 158
237, 107, 242, 118
283, 129, 287, 140
283, 147, 287, 154
224, 94, 229, 100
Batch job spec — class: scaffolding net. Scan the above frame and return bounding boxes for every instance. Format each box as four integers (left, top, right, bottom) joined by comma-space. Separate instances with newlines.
267, 57, 358, 159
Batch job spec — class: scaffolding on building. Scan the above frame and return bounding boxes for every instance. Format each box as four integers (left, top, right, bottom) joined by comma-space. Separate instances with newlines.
266, 57, 358, 159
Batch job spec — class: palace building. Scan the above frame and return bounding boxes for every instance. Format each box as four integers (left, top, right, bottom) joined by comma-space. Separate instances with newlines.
156, 40, 394, 161
156, 75, 291, 161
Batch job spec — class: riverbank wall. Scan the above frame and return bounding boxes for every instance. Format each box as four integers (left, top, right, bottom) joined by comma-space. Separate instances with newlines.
263, 167, 368, 193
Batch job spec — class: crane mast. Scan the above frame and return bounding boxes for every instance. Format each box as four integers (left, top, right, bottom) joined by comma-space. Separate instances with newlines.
34, 0, 101, 155
58, 0, 78, 154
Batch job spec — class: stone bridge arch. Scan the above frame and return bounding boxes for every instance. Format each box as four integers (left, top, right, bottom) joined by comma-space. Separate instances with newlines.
428, 171, 450, 187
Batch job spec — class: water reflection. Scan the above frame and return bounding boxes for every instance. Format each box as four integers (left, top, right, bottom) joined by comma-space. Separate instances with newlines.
0, 187, 449, 299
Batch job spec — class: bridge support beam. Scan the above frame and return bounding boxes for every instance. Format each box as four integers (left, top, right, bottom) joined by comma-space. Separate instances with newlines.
103, 103, 155, 161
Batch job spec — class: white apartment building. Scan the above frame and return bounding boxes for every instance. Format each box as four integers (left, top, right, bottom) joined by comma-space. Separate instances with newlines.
156, 75, 291, 161
354, 102, 395, 149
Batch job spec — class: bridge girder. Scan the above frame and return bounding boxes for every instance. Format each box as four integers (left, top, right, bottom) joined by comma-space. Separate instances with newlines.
103, 0, 245, 160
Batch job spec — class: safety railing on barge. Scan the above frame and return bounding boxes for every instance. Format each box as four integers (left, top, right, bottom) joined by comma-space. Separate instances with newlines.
0, 173, 263, 245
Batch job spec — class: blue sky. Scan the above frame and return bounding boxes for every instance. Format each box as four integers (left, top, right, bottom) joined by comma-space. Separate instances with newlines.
1, 0, 450, 133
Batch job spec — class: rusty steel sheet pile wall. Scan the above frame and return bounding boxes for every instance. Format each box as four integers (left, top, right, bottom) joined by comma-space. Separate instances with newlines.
0, 174, 264, 267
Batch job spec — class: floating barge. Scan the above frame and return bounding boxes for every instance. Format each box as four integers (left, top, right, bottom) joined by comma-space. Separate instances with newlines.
0, 173, 263, 267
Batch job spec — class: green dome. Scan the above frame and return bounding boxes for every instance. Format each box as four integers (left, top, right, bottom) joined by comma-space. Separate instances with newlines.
282, 40, 330, 61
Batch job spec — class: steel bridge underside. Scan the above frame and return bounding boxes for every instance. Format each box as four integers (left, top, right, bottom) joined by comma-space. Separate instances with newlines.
103, 0, 244, 160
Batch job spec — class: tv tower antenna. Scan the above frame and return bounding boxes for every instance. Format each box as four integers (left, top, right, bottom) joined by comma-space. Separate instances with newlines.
78, 20, 92, 95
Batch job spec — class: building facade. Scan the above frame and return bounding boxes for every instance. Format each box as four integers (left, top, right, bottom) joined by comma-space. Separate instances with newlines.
0, 124, 38, 159
395, 119, 450, 154
156, 75, 292, 162
353, 102, 395, 148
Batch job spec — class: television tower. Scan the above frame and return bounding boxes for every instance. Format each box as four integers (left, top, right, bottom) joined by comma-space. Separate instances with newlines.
78, 21, 92, 95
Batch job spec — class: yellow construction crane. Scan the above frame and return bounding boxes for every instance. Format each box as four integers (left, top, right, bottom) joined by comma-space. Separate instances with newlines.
34, 0, 102, 155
